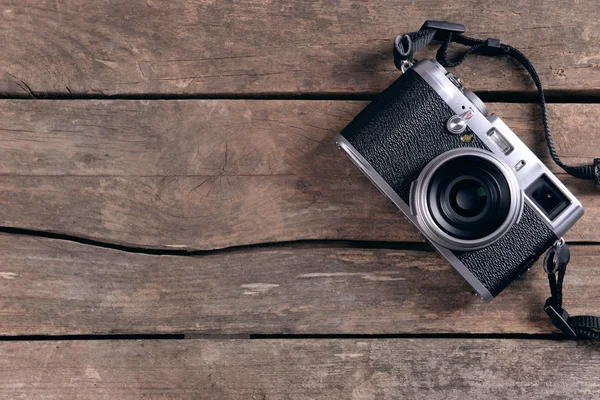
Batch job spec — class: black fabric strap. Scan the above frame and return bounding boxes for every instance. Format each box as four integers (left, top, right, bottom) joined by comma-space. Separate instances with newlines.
394, 22, 600, 185
394, 21, 600, 339
543, 241, 600, 339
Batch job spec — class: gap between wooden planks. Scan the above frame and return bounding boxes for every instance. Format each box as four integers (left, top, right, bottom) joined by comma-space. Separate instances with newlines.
2, 1, 600, 96
1, 234, 599, 336
0, 339, 599, 399
0, 100, 597, 249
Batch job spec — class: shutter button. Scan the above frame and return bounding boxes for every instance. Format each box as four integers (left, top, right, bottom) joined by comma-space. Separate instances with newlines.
446, 110, 474, 134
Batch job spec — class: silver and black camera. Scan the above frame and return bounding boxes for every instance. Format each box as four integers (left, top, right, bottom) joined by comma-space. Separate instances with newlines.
334, 59, 583, 300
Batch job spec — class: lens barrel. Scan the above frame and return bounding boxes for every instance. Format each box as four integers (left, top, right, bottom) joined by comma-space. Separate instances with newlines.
427, 156, 512, 240
411, 149, 522, 251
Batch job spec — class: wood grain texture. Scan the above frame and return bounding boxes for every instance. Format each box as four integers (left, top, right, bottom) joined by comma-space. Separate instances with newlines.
2, 234, 599, 335
2, 0, 600, 96
2, 339, 600, 399
0, 100, 597, 249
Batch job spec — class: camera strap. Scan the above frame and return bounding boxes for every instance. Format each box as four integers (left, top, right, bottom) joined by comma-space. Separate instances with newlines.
394, 21, 600, 339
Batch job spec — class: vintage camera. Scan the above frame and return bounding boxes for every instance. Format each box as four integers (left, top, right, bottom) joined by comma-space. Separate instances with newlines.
334, 60, 583, 300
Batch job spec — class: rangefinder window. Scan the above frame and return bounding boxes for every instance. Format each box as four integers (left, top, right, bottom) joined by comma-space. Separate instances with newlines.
526, 175, 570, 220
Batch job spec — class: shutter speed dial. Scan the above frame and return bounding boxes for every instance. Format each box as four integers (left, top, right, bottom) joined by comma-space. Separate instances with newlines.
462, 88, 489, 117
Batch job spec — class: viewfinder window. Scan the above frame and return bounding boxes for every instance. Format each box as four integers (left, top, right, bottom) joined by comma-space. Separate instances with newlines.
526, 175, 570, 220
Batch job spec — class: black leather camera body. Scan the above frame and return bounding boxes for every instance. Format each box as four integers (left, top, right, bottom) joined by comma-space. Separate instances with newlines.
335, 59, 583, 300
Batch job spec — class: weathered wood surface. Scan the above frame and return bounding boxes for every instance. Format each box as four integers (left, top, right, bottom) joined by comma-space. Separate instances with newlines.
2, 234, 599, 336
3, 1, 600, 398
2, 1, 600, 96
1, 339, 600, 399
0, 100, 597, 249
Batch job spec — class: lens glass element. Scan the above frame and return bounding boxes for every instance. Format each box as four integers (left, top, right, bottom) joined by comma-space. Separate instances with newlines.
426, 155, 511, 240
448, 178, 488, 218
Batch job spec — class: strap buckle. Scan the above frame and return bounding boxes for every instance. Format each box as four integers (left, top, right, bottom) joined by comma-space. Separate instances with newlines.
544, 298, 578, 339
420, 20, 466, 41
482, 38, 503, 55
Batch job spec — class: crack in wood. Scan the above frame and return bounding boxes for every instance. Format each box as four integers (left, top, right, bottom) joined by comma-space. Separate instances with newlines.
0, 225, 437, 256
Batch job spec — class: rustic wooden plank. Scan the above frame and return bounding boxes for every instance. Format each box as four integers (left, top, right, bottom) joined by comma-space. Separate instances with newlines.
1, 339, 599, 399
2, 1, 600, 96
0, 100, 597, 248
0, 100, 594, 176
1, 234, 599, 335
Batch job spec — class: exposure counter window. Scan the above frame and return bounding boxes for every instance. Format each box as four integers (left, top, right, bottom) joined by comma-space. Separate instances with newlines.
487, 128, 514, 155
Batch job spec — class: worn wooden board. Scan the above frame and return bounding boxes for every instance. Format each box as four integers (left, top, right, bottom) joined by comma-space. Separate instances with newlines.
1, 234, 599, 335
1, 339, 600, 399
0, 100, 597, 248
2, 1, 600, 96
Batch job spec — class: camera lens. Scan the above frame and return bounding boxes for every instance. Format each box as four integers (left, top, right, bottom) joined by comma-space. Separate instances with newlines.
448, 178, 488, 218
412, 149, 522, 251
427, 156, 512, 240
